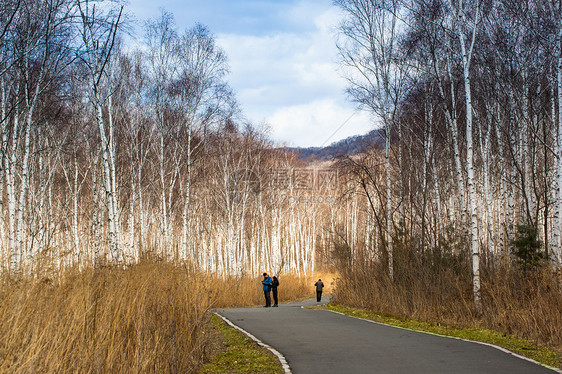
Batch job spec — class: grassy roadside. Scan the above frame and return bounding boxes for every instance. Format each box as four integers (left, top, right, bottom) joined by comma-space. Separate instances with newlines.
314, 303, 561, 370
197, 314, 284, 374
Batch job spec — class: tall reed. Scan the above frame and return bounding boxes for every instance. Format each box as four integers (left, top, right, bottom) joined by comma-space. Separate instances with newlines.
0, 261, 316, 373
333, 243, 562, 356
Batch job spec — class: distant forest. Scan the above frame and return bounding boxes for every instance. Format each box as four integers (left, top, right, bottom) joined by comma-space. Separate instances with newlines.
285, 129, 383, 161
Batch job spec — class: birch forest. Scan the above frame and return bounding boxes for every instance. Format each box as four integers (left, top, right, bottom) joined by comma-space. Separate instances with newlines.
2, 0, 562, 371
0, 0, 345, 279
333, 0, 562, 311
1, 0, 562, 315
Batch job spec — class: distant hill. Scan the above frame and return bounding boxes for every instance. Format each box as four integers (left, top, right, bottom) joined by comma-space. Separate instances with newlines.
285, 129, 383, 161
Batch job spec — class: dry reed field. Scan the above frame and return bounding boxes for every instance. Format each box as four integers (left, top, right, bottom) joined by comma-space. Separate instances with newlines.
0, 262, 316, 373
333, 258, 562, 358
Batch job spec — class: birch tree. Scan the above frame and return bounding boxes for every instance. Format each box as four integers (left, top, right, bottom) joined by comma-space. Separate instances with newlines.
550, 0, 562, 266
336, 0, 410, 279
171, 24, 234, 262
1, 0, 78, 272
144, 11, 178, 257
78, 0, 123, 263
443, 0, 484, 312
118, 52, 153, 261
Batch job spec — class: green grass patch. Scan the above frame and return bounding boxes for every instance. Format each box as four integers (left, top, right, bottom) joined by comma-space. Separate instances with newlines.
317, 303, 561, 369
198, 314, 284, 374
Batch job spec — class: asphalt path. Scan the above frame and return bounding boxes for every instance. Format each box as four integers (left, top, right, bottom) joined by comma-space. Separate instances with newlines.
216, 297, 559, 374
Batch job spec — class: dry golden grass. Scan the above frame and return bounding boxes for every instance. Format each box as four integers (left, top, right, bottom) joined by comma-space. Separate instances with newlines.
310, 271, 337, 295
0, 262, 318, 373
333, 258, 562, 362
482, 266, 562, 355
210, 272, 312, 308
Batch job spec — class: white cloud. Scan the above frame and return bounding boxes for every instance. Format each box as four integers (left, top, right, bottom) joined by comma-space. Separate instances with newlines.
127, 0, 371, 147
214, 3, 373, 147
267, 99, 373, 148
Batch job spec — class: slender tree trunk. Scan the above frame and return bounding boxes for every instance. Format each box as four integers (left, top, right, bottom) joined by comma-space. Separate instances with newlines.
129, 175, 135, 263
0, 80, 7, 267
556, 22, 562, 266
481, 110, 494, 261
95, 103, 120, 263
73, 152, 80, 265
385, 118, 393, 279
447, 60, 467, 236
107, 94, 121, 262
7, 106, 19, 273
90, 157, 102, 264
464, 68, 481, 313
507, 91, 517, 251
521, 74, 531, 222
432, 148, 443, 243
159, 134, 168, 257
18, 76, 42, 270
181, 129, 192, 262
138, 158, 144, 260
551, 72, 560, 260
455, 0, 482, 312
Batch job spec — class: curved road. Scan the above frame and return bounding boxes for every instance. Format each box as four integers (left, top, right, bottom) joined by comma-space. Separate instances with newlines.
216, 298, 559, 374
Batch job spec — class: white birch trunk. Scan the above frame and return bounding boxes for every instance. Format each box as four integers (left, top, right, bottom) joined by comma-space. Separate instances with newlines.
2, 86, 16, 273
138, 160, 144, 260
129, 177, 135, 263
73, 153, 80, 265
0, 80, 7, 266
107, 94, 121, 262
432, 150, 443, 241
216, 224, 224, 275
181, 129, 192, 262
446, 59, 467, 231
95, 103, 120, 263
521, 75, 530, 221
454, 0, 482, 312
480, 111, 494, 260
552, 71, 561, 261
304, 209, 317, 277
271, 208, 281, 273
90, 159, 103, 264
79, 4, 123, 264
423, 103, 432, 251
556, 23, 562, 265
435, 52, 466, 228
507, 91, 517, 248
159, 135, 168, 258
7, 107, 19, 272
238, 197, 248, 274
385, 118, 393, 280
17, 81, 41, 270
464, 68, 481, 313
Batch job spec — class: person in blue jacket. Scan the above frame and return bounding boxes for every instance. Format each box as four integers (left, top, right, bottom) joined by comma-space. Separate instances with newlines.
262, 272, 273, 307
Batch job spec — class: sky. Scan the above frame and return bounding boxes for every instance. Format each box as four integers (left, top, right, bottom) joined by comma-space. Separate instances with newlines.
125, 0, 374, 148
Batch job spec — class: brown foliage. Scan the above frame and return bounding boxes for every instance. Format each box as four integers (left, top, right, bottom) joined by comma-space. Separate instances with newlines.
482, 266, 562, 352
333, 244, 562, 355
0, 262, 314, 373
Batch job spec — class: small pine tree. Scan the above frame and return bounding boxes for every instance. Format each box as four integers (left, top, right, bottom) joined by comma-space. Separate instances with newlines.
511, 224, 546, 272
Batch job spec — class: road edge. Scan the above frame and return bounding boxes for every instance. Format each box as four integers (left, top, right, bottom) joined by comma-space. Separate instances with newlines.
320, 308, 562, 374
214, 312, 292, 374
